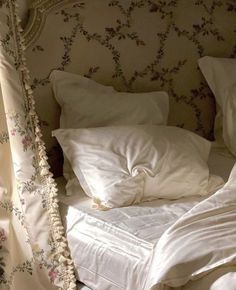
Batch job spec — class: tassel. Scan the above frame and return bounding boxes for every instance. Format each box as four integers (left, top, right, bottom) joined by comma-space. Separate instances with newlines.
69, 282, 77, 289
59, 256, 67, 263
40, 168, 49, 176
10, 1, 77, 287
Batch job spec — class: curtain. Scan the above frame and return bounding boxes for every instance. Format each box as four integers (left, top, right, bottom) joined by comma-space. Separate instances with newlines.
0, 1, 76, 289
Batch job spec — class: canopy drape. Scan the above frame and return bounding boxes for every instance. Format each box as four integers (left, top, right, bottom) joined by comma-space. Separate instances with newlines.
0, 1, 76, 289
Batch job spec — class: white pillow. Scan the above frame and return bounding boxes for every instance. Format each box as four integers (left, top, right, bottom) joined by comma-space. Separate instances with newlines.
50, 70, 169, 129
50, 70, 116, 180
53, 126, 223, 209
50, 70, 169, 182
198, 56, 236, 156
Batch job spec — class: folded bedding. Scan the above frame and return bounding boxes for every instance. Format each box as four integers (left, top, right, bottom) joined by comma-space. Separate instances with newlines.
58, 147, 235, 290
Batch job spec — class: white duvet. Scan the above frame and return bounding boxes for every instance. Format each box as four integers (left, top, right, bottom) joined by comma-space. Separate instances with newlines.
59, 150, 236, 290
145, 164, 236, 290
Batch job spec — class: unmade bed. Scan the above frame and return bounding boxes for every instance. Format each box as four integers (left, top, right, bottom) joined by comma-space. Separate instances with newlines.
20, 1, 236, 289
58, 147, 235, 290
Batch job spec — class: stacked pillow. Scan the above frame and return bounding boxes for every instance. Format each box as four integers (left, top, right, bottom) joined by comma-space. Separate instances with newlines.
51, 70, 223, 209
50, 70, 169, 129
50, 70, 169, 179
198, 56, 236, 156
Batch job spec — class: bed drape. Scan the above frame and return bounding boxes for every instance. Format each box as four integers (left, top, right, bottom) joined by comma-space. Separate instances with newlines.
0, 1, 76, 289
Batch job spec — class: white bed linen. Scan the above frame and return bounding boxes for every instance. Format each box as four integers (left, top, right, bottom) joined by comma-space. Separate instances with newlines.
146, 164, 236, 290
57, 146, 235, 290
77, 283, 91, 290
59, 189, 208, 290
54, 125, 219, 209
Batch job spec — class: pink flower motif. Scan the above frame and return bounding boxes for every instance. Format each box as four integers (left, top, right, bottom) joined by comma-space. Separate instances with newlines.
49, 269, 57, 282
11, 129, 16, 136
0, 229, 7, 242
22, 135, 32, 150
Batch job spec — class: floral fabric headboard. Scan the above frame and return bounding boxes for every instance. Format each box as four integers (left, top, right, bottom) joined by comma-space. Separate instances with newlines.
23, 0, 236, 176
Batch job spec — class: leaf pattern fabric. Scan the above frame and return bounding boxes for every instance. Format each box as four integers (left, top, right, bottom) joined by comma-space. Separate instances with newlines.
0, 1, 76, 289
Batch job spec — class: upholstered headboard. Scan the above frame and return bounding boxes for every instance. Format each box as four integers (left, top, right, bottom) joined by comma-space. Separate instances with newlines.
23, 0, 236, 176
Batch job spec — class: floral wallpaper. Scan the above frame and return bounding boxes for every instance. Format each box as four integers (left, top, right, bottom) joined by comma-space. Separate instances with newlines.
23, 0, 236, 175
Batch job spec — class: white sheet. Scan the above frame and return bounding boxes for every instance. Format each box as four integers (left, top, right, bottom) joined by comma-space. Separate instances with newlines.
57, 146, 235, 290
60, 192, 208, 290
146, 164, 236, 289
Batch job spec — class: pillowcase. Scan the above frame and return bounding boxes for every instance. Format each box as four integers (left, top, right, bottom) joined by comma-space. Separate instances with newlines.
50, 70, 169, 181
198, 56, 236, 156
50, 70, 169, 128
53, 125, 224, 209
50, 70, 116, 180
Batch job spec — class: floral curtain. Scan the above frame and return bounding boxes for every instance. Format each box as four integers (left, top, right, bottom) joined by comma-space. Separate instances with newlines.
0, 1, 76, 289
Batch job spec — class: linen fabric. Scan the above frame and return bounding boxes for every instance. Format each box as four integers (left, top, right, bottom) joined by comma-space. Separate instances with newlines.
145, 163, 236, 290
58, 147, 235, 290
50, 70, 169, 129
56, 143, 236, 197
60, 191, 206, 290
50, 69, 169, 181
50, 70, 117, 180
198, 56, 236, 156
53, 125, 223, 209
0, 2, 76, 290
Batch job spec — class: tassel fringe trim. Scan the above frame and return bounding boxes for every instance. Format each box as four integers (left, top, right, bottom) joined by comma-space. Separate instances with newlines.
9, 1, 77, 289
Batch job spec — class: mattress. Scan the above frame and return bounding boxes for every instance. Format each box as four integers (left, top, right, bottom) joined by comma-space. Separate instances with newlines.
57, 146, 235, 290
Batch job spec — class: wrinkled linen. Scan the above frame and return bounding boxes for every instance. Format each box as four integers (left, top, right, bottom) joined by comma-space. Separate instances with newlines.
145, 163, 236, 290
182, 266, 236, 290
50, 69, 169, 183
60, 190, 207, 290
58, 148, 235, 290
54, 126, 223, 209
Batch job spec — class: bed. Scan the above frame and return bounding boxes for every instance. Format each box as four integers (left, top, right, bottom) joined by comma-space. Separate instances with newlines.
21, 1, 236, 289
57, 147, 235, 290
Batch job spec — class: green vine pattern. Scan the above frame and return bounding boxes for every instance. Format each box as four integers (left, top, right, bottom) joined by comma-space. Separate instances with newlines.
0, 131, 9, 144
9, 113, 35, 152
24, 0, 236, 174
0, 229, 7, 284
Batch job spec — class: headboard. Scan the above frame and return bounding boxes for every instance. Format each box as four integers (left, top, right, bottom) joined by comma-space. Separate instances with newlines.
23, 0, 236, 176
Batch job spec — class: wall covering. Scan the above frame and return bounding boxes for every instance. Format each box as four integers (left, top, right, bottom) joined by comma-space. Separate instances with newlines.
23, 0, 236, 175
